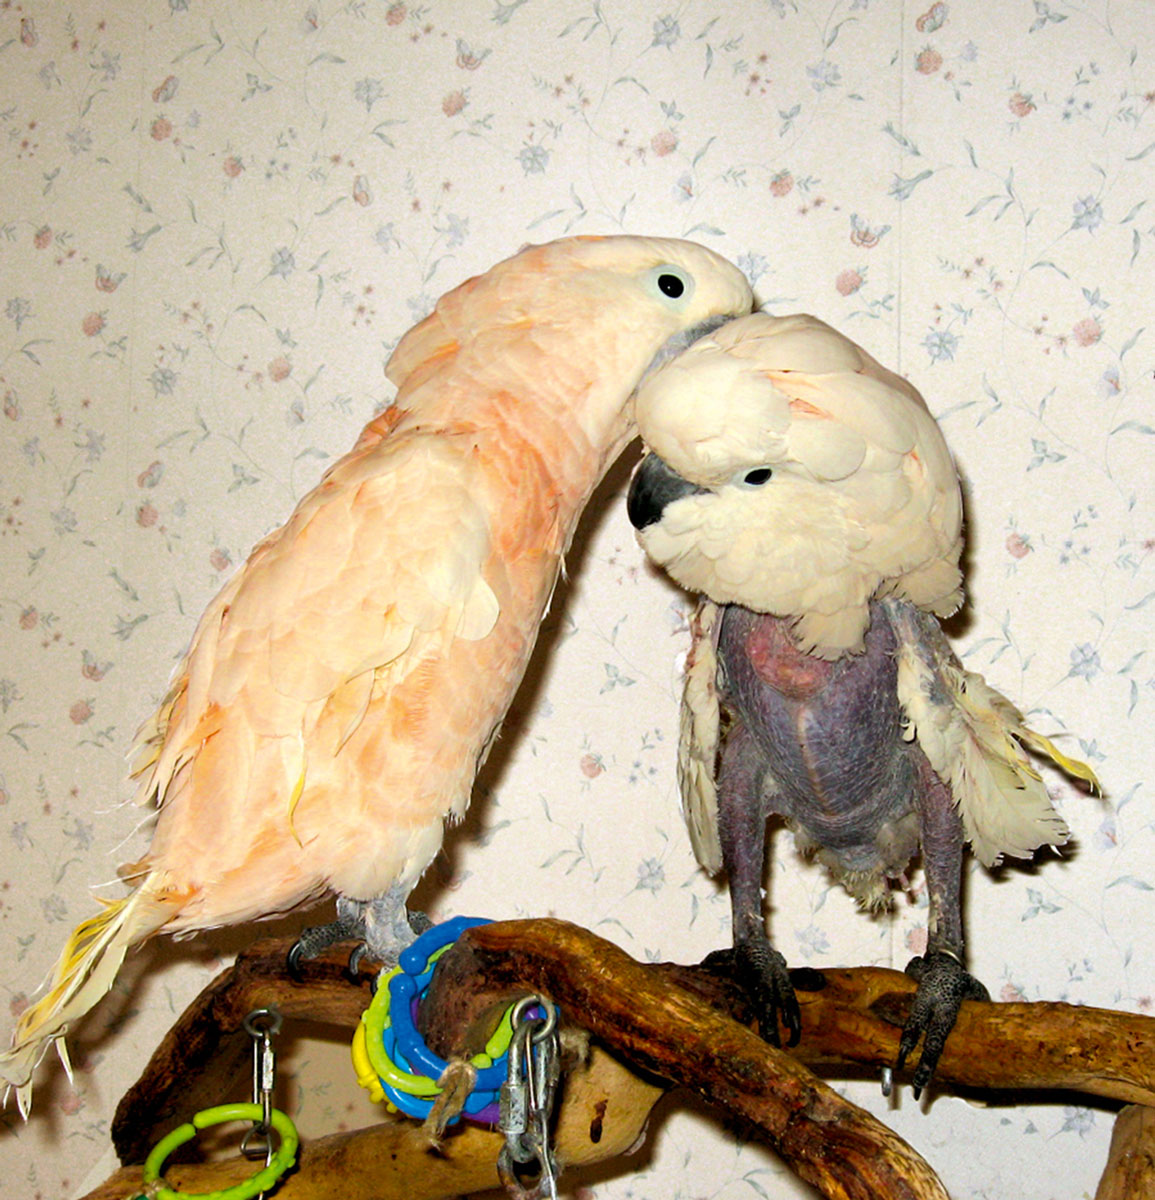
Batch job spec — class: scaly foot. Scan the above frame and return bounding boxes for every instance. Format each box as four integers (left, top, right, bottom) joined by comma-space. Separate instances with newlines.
287, 888, 430, 978
897, 949, 989, 1097
734, 935, 802, 1048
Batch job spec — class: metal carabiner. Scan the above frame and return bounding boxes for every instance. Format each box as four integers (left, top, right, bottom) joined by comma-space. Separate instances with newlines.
240, 1007, 282, 1167
497, 996, 560, 1199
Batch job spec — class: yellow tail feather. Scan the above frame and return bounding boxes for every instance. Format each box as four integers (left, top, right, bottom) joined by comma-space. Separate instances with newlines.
1016, 725, 1102, 794
0, 882, 175, 1116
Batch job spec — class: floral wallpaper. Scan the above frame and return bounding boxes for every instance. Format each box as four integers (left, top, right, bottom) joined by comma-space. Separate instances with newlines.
1, 2, 1152, 1197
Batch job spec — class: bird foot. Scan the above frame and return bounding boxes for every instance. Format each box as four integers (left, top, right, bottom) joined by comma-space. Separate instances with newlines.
286, 912, 361, 977
287, 889, 428, 980
733, 935, 802, 1048
895, 949, 989, 1097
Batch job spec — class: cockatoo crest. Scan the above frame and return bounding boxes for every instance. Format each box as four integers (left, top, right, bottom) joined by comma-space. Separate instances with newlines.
634, 312, 964, 658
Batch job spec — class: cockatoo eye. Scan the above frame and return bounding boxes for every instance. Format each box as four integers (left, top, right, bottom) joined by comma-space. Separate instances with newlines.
645, 264, 695, 308
741, 467, 773, 487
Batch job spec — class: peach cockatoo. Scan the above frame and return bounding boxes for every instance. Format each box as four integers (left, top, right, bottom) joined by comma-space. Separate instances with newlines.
1, 235, 754, 1113
626, 312, 1098, 1095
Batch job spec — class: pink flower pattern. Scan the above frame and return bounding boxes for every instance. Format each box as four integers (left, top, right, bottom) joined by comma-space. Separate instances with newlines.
0, 5, 1150, 1198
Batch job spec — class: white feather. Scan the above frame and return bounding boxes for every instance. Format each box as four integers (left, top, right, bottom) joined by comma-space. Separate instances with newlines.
893, 617, 1071, 867
678, 601, 724, 874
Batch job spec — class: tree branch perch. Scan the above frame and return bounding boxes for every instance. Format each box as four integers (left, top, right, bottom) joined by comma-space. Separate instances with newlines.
85, 918, 1155, 1200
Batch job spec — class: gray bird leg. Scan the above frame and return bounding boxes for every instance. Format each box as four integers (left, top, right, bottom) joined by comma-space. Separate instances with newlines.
898, 754, 990, 1096
287, 885, 431, 977
717, 720, 802, 1047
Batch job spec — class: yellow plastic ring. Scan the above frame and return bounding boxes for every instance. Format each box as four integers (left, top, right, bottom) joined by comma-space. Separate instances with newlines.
141, 1103, 299, 1200
354, 966, 519, 1104
350, 1021, 387, 1105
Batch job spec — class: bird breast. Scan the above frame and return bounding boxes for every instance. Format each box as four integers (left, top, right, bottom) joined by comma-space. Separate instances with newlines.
718, 603, 918, 854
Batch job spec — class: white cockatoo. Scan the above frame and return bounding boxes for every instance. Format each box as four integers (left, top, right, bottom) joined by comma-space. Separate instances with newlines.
1, 235, 753, 1113
627, 312, 1097, 1093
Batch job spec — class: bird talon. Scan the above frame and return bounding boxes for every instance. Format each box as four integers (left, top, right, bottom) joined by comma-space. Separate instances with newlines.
345, 942, 369, 983
732, 937, 800, 1050
894, 949, 989, 1095
286, 941, 306, 982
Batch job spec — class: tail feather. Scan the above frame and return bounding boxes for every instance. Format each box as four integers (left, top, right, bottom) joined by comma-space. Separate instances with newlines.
1015, 722, 1101, 793
0, 880, 176, 1116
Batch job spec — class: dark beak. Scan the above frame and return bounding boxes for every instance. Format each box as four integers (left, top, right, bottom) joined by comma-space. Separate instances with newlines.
627, 453, 707, 530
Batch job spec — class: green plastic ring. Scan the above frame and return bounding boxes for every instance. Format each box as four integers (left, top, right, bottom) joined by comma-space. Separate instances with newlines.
361, 969, 440, 1095
141, 1103, 299, 1200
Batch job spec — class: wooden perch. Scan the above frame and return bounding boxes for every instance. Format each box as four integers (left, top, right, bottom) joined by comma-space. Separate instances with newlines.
110, 938, 373, 1166
84, 1044, 661, 1200
1096, 1106, 1155, 1200
426, 919, 947, 1200
89, 918, 1155, 1200
425, 920, 1155, 1107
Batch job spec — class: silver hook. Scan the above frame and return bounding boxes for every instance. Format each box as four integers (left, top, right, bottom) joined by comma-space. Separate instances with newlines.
240, 1007, 282, 1169
498, 995, 560, 1199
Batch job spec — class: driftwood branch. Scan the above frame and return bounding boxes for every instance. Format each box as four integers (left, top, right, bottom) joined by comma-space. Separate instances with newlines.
1095, 1106, 1155, 1200
425, 919, 946, 1200
424, 919, 1155, 1107
90, 918, 1155, 1200
110, 937, 372, 1165
84, 1043, 660, 1200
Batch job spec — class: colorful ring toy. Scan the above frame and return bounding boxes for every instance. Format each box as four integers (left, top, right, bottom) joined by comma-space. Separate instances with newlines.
140, 1102, 298, 1200
352, 915, 540, 1125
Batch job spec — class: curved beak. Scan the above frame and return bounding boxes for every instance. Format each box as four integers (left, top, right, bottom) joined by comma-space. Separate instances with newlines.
627, 453, 707, 530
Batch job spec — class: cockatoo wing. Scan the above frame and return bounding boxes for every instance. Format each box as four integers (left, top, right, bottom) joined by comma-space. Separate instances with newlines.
888, 599, 1098, 866
135, 431, 501, 814
678, 599, 724, 875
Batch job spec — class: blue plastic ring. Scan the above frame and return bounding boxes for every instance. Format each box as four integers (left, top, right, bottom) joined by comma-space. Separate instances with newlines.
388, 917, 510, 1090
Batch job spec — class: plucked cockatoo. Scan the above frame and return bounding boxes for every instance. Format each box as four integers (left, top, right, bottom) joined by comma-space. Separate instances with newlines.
626, 312, 1097, 1094
1, 235, 753, 1113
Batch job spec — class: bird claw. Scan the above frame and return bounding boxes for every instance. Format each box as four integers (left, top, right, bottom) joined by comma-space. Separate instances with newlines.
734, 937, 802, 1048
287, 898, 432, 981
895, 950, 989, 1097
286, 913, 365, 981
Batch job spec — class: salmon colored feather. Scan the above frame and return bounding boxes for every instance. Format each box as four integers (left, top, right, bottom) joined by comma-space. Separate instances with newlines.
1, 235, 753, 1112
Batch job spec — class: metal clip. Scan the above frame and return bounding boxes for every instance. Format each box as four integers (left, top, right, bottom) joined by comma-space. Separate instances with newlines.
240, 1007, 282, 1169
499, 1021, 530, 1146
497, 995, 560, 1200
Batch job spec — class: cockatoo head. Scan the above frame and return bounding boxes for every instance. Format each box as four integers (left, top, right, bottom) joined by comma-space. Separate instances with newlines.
386, 234, 754, 463
628, 312, 965, 658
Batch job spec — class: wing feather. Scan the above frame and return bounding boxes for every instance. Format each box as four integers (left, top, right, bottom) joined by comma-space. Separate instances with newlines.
889, 600, 1098, 867
131, 430, 498, 813
679, 599, 724, 874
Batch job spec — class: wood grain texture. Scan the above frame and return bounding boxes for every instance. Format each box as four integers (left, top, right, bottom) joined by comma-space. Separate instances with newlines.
97, 919, 1155, 1200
